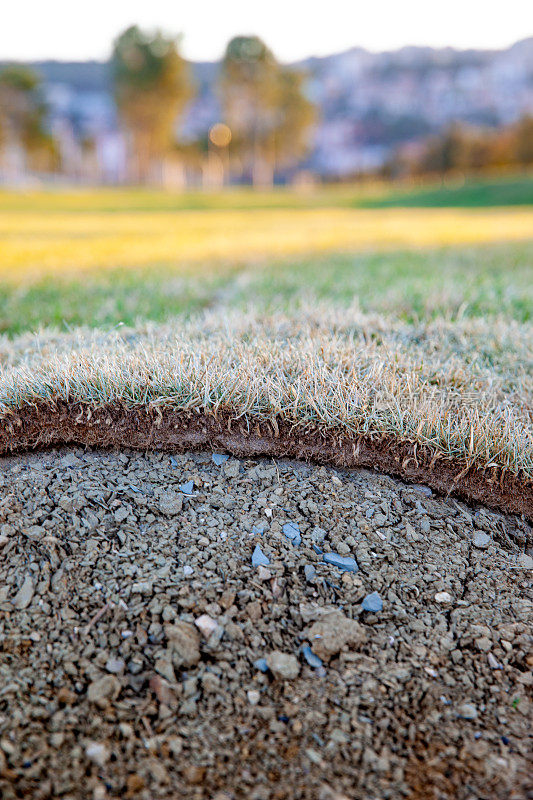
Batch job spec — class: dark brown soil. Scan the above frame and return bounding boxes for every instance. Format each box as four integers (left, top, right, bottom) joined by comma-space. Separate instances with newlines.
1, 401, 532, 521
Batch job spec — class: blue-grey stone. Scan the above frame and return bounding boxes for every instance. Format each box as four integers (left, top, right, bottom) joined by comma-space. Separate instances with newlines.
323, 552, 359, 572
302, 645, 323, 669
304, 564, 316, 583
251, 524, 265, 536
283, 522, 301, 546
252, 545, 270, 568
179, 480, 195, 495
254, 658, 269, 673
311, 526, 326, 544
473, 531, 491, 549
312, 544, 323, 555
212, 453, 229, 466
170, 456, 178, 467
413, 484, 432, 497
362, 591, 383, 612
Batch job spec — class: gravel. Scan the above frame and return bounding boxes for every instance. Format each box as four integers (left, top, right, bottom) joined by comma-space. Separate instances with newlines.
0, 447, 531, 800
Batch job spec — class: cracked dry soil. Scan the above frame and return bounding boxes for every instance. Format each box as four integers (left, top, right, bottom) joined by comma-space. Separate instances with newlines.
0, 448, 532, 800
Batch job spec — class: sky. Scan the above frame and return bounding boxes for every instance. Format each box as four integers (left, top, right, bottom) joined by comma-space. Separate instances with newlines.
2, 0, 533, 63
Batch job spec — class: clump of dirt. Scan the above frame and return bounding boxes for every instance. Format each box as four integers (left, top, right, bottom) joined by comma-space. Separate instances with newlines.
0, 448, 531, 800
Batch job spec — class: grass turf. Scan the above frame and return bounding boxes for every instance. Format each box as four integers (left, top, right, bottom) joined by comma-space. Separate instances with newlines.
0, 307, 531, 517
0, 187, 531, 513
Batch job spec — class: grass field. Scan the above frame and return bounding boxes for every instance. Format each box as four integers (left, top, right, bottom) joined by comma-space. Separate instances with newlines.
1, 182, 533, 335
0, 182, 531, 503
361, 173, 533, 208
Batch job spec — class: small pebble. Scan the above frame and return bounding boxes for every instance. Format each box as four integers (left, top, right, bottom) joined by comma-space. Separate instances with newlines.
302, 645, 323, 669
435, 591, 453, 604
304, 564, 316, 583
487, 652, 502, 669
413, 484, 432, 497
251, 524, 265, 536
11, 574, 34, 610
473, 532, 491, 549
323, 552, 359, 573
457, 703, 478, 720
247, 689, 260, 705
105, 657, 125, 674
179, 481, 195, 495
195, 614, 218, 639
252, 545, 270, 567
257, 565, 272, 580
254, 658, 269, 673
311, 526, 326, 544
266, 651, 300, 680
85, 742, 109, 767
361, 591, 383, 612
212, 453, 229, 466
283, 522, 301, 546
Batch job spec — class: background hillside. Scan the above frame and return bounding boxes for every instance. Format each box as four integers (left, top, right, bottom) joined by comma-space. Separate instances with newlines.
12, 37, 533, 179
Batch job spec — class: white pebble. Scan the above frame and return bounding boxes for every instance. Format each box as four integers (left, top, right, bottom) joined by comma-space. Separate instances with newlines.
247, 690, 260, 706
195, 614, 218, 639
85, 741, 109, 766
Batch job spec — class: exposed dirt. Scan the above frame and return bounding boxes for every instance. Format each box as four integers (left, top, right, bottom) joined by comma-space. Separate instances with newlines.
0, 447, 532, 800
1, 402, 532, 520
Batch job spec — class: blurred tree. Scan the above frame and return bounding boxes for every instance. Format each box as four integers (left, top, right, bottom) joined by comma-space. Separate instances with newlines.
419, 125, 467, 174
0, 65, 57, 173
220, 36, 279, 186
382, 115, 533, 179
273, 67, 316, 171
112, 25, 192, 183
220, 36, 315, 185
512, 115, 533, 165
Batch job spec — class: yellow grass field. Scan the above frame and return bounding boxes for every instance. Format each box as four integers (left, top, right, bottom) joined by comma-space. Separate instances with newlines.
1, 202, 533, 279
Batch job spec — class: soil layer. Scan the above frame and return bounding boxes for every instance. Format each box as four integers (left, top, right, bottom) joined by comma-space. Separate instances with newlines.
0, 447, 531, 800
0, 402, 532, 520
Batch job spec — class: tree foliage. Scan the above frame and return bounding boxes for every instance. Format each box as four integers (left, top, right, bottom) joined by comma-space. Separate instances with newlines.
0, 65, 57, 170
219, 36, 315, 183
390, 116, 533, 178
112, 26, 192, 181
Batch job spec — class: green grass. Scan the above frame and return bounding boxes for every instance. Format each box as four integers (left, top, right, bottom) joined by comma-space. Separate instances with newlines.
0, 172, 531, 214
361, 174, 533, 208
1, 241, 531, 336
1, 178, 531, 336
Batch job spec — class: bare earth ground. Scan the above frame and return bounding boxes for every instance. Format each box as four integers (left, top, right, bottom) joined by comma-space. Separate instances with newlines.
0, 448, 532, 800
